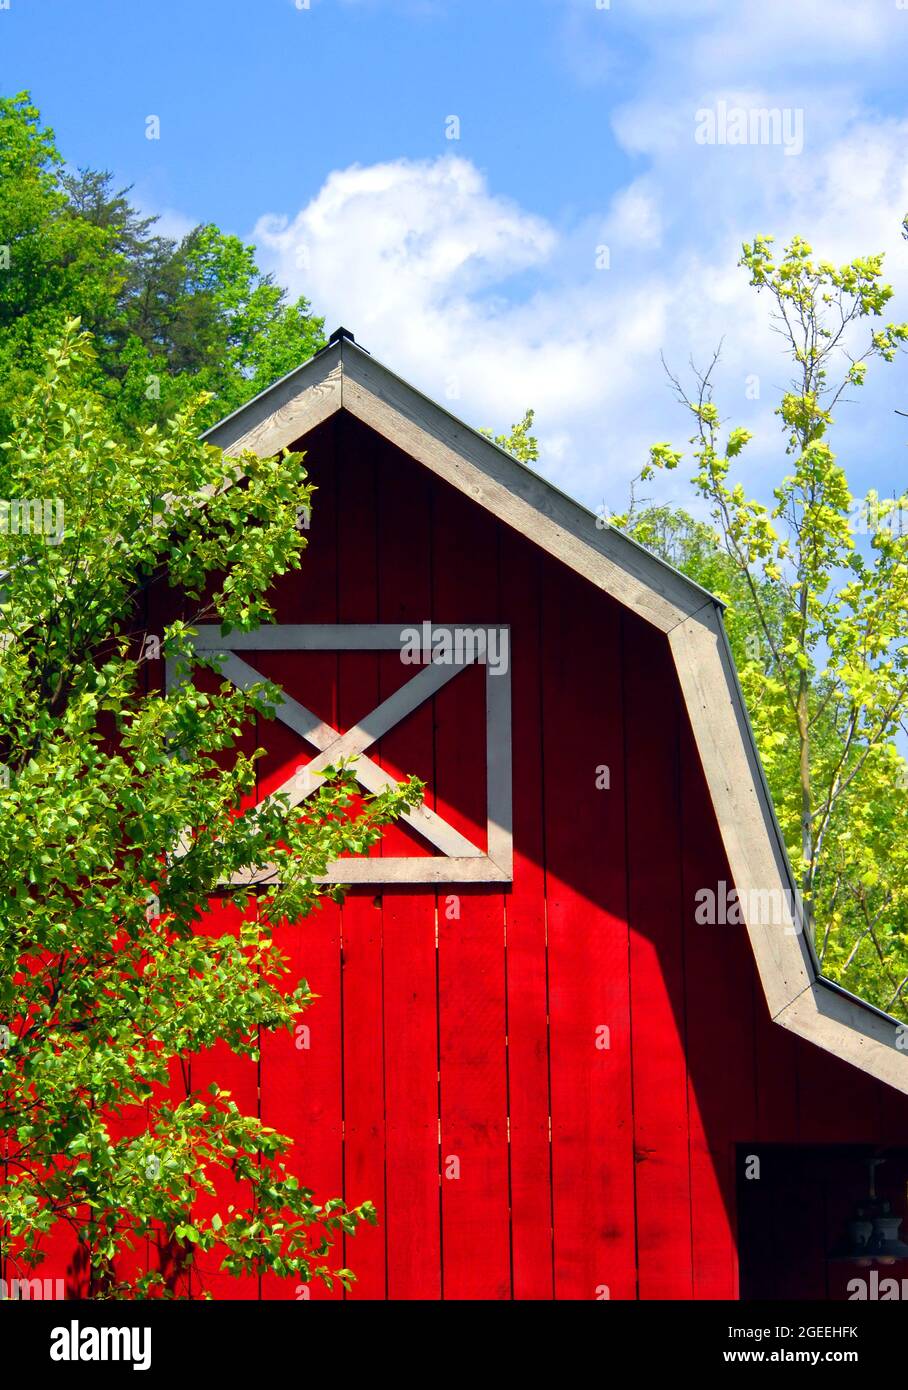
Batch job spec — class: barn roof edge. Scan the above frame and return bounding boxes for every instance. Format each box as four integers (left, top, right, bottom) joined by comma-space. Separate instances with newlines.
201, 335, 725, 615
198, 335, 908, 1096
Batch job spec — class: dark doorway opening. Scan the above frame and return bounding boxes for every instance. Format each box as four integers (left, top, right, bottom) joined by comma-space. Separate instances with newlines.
737, 1145, 908, 1300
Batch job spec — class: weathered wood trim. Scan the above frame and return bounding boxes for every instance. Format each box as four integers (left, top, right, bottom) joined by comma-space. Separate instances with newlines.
218, 652, 483, 857
486, 654, 513, 877
201, 340, 715, 633
774, 982, 908, 1093
171, 623, 513, 884
196, 341, 908, 1093
669, 605, 813, 1017
229, 856, 513, 886
191, 622, 505, 652
669, 603, 908, 1094
339, 347, 704, 634
201, 342, 343, 458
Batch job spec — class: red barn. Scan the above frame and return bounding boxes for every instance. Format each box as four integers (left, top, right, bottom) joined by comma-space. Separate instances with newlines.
51, 329, 908, 1301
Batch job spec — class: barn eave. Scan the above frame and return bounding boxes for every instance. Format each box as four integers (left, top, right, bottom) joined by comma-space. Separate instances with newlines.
201, 333, 908, 1097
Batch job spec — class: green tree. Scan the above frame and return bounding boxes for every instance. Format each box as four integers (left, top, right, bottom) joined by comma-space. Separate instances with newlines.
483, 408, 539, 463
0, 94, 326, 434
616, 502, 784, 670
107, 220, 326, 429
0, 325, 421, 1296
0, 95, 119, 432
631, 234, 908, 1018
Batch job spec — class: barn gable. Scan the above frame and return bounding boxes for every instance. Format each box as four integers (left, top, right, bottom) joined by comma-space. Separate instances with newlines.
201, 329, 907, 1098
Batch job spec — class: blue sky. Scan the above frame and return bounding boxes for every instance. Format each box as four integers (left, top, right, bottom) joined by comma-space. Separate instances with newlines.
2, 0, 643, 239
4, 0, 908, 516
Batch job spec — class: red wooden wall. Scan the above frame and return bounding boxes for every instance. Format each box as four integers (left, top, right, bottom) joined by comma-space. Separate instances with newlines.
42, 411, 908, 1299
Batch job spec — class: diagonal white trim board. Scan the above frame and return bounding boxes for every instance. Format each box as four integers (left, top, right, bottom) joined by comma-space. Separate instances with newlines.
220, 650, 484, 857
670, 607, 907, 1089
198, 337, 908, 1096
171, 624, 512, 885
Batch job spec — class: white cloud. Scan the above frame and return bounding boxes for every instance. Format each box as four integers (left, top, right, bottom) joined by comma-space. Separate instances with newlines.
251, 6, 908, 514
255, 154, 683, 500
257, 156, 555, 304
691, 0, 894, 68
605, 182, 662, 249
559, 0, 898, 86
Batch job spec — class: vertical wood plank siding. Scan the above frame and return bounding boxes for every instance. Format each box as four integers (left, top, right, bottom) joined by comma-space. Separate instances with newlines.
39, 412, 908, 1299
